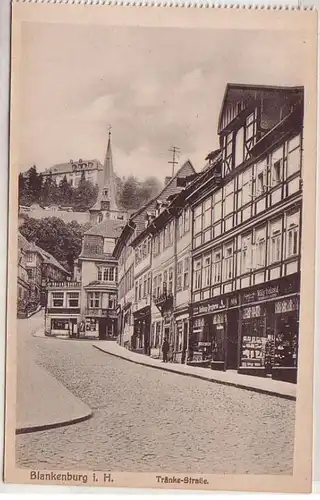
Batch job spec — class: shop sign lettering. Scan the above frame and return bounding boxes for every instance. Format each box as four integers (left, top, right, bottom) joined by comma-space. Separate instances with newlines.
256, 286, 279, 300
242, 285, 279, 304
195, 300, 225, 315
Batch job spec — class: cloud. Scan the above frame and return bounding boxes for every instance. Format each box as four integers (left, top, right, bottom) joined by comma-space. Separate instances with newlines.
20, 24, 308, 181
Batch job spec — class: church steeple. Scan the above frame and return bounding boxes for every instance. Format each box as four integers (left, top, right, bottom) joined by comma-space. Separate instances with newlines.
102, 127, 118, 211
89, 126, 127, 225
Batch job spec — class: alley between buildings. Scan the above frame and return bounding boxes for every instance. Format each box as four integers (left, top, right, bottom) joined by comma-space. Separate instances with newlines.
16, 314, 295, 475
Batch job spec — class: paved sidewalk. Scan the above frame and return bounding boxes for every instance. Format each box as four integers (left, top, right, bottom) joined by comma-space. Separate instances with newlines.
17, 315, 93, 434
93, 341, 296, 401
17, 360, 93, 434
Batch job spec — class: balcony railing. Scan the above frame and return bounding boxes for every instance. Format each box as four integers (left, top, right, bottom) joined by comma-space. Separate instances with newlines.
47, 281, 81, 289
85, 308, 118, 319
153, 292, 174, 308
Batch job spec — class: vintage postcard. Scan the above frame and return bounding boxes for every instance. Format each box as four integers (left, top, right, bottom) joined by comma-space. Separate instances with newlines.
4, 1, 318, 493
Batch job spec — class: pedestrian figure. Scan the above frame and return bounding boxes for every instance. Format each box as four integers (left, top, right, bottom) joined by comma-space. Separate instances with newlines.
162, 338, 169, 363
168, 343, 174, 363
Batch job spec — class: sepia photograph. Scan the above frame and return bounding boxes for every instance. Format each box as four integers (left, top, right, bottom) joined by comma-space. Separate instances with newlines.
5, 3, 317, 493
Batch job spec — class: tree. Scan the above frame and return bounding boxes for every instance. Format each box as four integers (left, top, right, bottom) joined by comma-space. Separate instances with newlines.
73, 177, 98, 212
139, 176, 162, 204
27, 165, 43, 202
119, 176, 140, 209
19, 216, 93, 273
59, 175, 73, 206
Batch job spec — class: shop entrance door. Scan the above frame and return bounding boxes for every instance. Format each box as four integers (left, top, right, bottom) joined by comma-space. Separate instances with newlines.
226, 310, 239, 370
182, 321, 188, 364
99, 318, 107, 340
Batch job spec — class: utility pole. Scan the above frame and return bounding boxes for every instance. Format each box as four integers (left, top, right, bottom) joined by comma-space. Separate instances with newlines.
168, 146, 180, 177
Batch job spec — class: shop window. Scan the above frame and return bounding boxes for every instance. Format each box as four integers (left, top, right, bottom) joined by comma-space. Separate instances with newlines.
67, 292, 79, 308
274, 297, 299, 368
212, 250, 222, 284
202, 254, 211, 288
52, 318, 69, 330
183, 258, 189, 289
177, 261, 183, 291
212, 313, 227, 362
241, 305, 268, 368
52, 292, 64, 307
223, 246, 233, 281
88, 292, 100, 308
193, 259, 202, 290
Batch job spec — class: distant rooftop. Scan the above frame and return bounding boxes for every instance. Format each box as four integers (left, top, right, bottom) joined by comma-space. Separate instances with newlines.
42, 159, 103, 176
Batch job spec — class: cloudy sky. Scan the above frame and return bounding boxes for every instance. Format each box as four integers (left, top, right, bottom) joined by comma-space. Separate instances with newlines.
20, 23, 307, 181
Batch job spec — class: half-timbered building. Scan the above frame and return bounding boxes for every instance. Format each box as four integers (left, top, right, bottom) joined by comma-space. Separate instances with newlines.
187, 84, 303, 382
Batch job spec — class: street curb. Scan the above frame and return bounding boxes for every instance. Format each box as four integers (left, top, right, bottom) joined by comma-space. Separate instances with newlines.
16, 411, 93, 435
93, 345, 296, 402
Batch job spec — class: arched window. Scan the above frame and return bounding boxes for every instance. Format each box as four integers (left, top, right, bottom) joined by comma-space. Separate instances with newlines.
97, 213, 103, 223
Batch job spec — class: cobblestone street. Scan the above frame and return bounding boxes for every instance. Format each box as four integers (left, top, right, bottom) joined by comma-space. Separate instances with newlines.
16, 316, 295, 475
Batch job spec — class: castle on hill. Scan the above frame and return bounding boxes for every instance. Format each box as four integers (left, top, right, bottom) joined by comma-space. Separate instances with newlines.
19, 131, 128, 226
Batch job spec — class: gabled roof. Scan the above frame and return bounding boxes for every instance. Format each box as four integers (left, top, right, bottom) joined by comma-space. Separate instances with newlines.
18, 232, 69, 275
84, 218, 125, 238
18, 233, 32, 252
218, 83, 303, 134
113, 159, 196, 257
131, 159, 196, 220
37, 248, 70, 275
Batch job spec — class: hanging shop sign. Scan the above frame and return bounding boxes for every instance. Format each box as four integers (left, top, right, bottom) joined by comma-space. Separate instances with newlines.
198, 341, 211, 347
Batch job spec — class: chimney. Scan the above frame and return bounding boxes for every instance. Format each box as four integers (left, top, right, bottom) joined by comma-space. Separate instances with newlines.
164, 176, 172, 186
